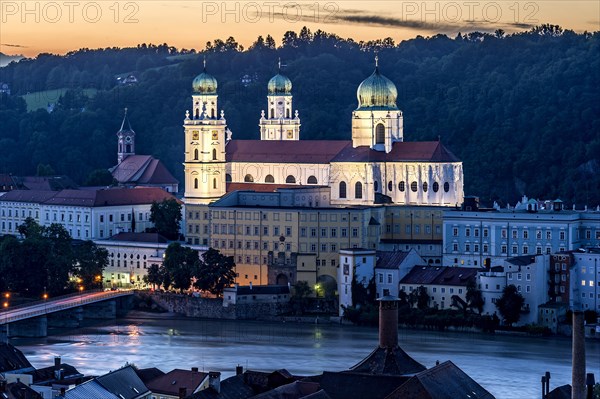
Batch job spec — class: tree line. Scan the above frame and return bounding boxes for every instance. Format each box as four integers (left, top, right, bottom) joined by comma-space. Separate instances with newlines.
0, 25, 598, 205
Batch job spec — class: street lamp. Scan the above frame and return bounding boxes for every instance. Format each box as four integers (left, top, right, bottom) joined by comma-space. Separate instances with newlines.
79, 286, 84, 306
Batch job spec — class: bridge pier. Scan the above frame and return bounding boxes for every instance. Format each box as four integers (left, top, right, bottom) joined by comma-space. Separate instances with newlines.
4, 316, 48, 338
48, 308, 83, 328
81, 300, 117, 320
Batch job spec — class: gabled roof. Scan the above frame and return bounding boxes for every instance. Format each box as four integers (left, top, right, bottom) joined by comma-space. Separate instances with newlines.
16, 176, 78, 191
26, 363, 83, 384
135, 367, 165, 384
63, 380, 120, 399
332, 141, 460, 163
146, 369, 207, 396
547, 384, 571, 399
0, 343, 33, 373
0, 190, 58, 203
111, 155, 178, 185
188, 373, 254, 399
316, 371, 410, 399
226, 140, 350, 164
249, 381, 320, 399
95, 366, 150, 399
384, 361, 495, 399
2, 381, 43, 399
349, 347, 426, 376
375, 251, 410, 270
505, 255, 539, 267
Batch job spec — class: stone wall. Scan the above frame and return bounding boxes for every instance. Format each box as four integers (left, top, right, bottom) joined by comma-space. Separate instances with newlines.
146, 293, 290, 320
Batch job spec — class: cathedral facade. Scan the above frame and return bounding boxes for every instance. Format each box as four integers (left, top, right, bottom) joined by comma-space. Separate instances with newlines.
183, 60, 464, 209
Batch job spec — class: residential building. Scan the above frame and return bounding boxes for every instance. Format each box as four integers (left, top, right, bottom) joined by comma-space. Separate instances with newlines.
399, 266, 478, 310
146, 368, 209, 399
443, 197, 600, 268
374, 249, 426, 298
338, 248, 376, 315
203, 188, 384, 288
571, 248, 600, 311
222, 285, 290, 307
538, 302, 569, 334
0, 187, 179, 240
94, 232, 207, 289
549, 252, 573, 304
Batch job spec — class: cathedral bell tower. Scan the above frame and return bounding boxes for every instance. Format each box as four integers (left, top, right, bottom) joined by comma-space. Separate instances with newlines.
352, 56, 403, 153
183, 60, 227, 205
117, 108, 135, 164
259, 59, 301, 140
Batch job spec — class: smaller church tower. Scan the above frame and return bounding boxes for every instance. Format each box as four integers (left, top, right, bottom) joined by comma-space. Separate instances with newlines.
259, 59, 301, 140
183, 59, 227, 205
116, 108, 135, 164
352, 56, 403, 153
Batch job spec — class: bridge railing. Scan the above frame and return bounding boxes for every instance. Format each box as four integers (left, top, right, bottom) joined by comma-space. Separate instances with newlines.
0, 290, 132, 325
0, 289, 104, 313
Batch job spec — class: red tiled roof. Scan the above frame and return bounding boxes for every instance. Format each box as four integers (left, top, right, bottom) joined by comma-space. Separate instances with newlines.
226, 140, 351, 163
1, 187, 179, 207
146, 369, 208, 396
226, 182, 309, 193
112, 155, 178, 185
332, 141, 460, 163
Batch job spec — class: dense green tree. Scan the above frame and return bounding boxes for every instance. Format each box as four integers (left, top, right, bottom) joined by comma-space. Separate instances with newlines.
84, 168, 115, 186
193, 248, 235, 296
163, 242, 199, 292
496, 285, 525, 326
415, 285, 430, 310
144, 264, 162, 289
149, 199, 182, 240
73, 240, 108, 289
466, 279, 484, 314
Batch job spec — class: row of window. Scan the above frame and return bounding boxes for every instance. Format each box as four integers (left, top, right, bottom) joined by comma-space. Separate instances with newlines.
2, 208, 40, 218
240, 174, 318, 184
386, 224, 441, 235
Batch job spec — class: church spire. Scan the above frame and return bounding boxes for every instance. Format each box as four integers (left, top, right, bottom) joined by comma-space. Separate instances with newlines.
116, 108, 135, 164
119, 107, 134, 133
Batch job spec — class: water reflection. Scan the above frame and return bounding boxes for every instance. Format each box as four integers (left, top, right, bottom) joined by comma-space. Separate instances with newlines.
12, 317, 600, 399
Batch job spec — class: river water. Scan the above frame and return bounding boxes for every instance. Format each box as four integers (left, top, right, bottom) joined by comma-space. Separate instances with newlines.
10, 315, 600, 399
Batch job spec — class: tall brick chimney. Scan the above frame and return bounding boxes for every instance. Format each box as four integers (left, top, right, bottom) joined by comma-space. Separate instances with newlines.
378, 296, 399, 349
572, 311, 586, 399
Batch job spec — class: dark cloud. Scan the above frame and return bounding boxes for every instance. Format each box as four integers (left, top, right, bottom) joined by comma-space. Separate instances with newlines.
0, 43, 28, 48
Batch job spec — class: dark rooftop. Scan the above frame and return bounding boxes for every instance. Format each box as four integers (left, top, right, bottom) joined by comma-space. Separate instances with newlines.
400, 266, 478, 286
111, 155, 178, 185
95, 366, 149, 399
134, 367, 165, 384
375, 251, 411, 270
350, 347, 426, 376
146, 369, 207, 396
0, 343, 33, 373
315, 371, 410, 399
385, 361, 495, 399
331, 141, 460, 163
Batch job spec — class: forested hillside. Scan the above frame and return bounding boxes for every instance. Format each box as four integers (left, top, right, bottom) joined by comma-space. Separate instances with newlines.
0, 26, 598, 206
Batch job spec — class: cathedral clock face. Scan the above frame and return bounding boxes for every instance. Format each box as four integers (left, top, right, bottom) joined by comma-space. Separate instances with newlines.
287, 130, 293, 139
192, 131, 199, 140
212, 131, 218, 140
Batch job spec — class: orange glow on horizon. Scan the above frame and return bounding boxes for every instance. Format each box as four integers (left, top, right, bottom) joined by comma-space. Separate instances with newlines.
0, 1, 598, 57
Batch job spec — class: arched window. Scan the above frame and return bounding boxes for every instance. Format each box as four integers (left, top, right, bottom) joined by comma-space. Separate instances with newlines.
411, 181, 418, 192
433, 182, 439, 192
286, 175, 296, 184
225, 174, 232, 182
270, 109, 275, 118
399, 181, 405, 192
244, 174, 254, 182
126, 144, 131, 153
195, 109, 199, 119
286, 109, 290, 118
355, 182, 363, 199
374, 181, 379, 192
212, 148, 217, 160
265, 175, 275, 183
194, 178, 198, 189
423, 182, 428, 192
211, 109, 215, 118
375, 123, 385, 144
194, 149, 199, 160
339, 181, 347, 198
213, 178, 217, 189
307, 176, 318, 184
388, 181, 393, 192
444, 182, 450, 192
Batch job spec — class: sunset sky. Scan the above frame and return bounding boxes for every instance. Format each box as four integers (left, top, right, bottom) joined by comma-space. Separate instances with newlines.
1, 1, 599, 57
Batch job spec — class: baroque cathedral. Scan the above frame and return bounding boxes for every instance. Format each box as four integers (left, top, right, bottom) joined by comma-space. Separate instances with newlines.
182, 58, 464, 208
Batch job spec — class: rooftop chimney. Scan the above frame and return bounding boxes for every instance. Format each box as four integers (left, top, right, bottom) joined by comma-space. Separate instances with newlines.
54, 356, 61, 370
209, 371, 221, 394
236, 365, 243, 376
377, 296, 399, 349
586, 373, 595, 399
572, 311, 586, 399
191, 367, 198, 372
